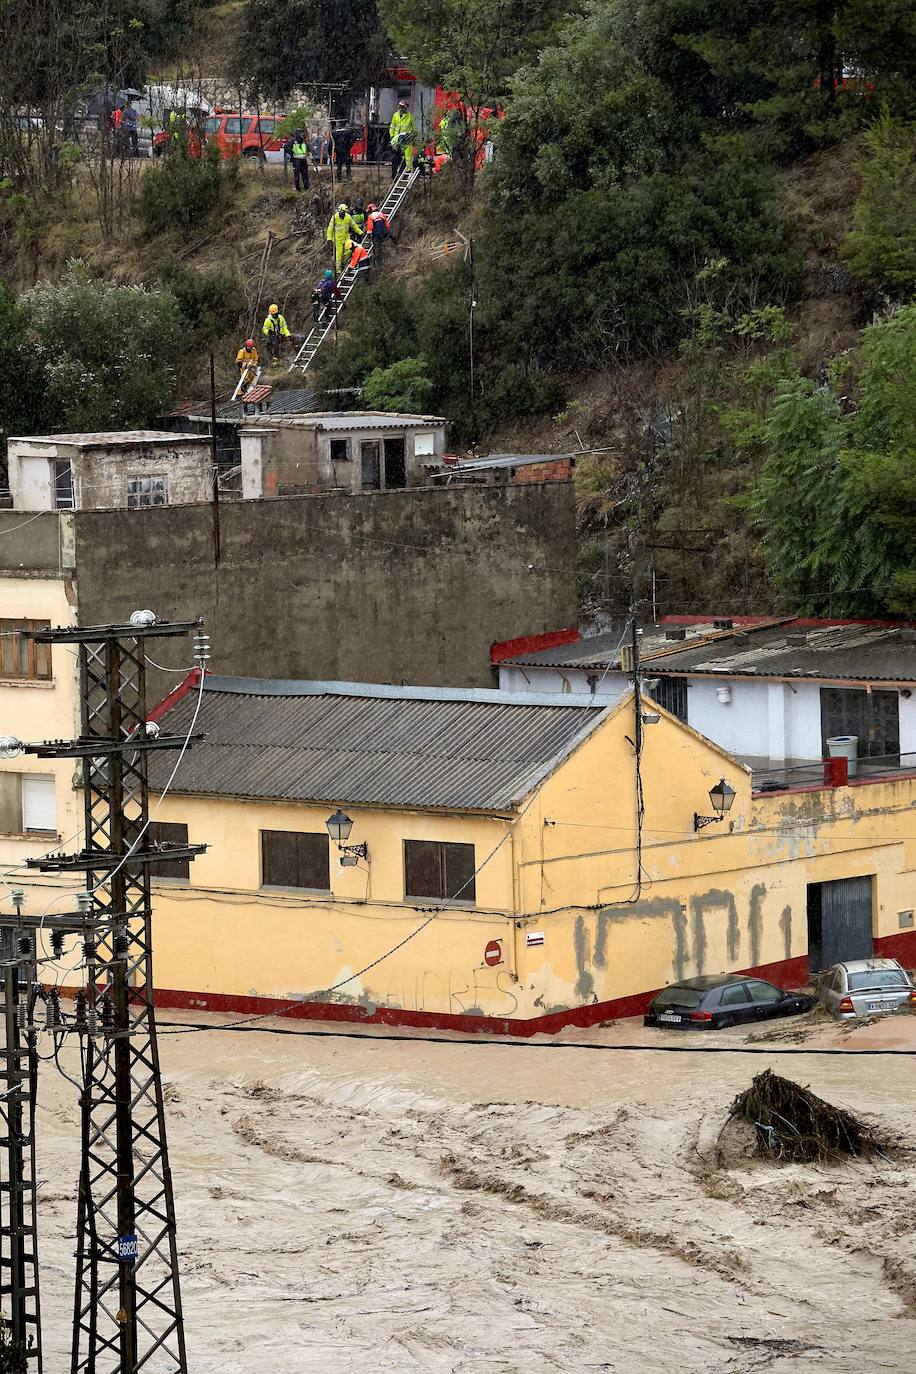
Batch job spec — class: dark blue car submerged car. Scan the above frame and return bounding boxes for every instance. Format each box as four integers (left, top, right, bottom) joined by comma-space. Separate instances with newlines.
644, 974, 813, 1029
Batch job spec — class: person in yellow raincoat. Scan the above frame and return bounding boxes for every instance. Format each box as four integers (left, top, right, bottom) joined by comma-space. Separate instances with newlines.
326, 203, 358, 272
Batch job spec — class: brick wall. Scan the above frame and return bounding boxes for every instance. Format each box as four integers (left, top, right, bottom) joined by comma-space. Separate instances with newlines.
512, 458, 573, 484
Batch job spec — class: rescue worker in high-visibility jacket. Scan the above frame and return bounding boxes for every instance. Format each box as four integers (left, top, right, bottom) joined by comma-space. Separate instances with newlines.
350, 196, 367, 237
289, 128, 310, 192
261, 304, 290, 365
235, 338, 258, 372
326, 203, 358, 272
389, 100, 417, 180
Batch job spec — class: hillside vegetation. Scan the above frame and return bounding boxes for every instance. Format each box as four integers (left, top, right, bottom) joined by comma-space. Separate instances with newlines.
0, 0, 912, 620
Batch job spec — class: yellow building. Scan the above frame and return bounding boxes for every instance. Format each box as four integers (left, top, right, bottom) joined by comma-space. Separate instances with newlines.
0, 558, 81, 918
144, 673, 916, 1034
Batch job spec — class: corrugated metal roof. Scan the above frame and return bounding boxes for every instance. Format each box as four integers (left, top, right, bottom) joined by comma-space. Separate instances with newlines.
10, 431, 206, 447
308, 412, 446, 432
504, 621, 916, 683
650, 624, 916, 682
150, 676, 615, 811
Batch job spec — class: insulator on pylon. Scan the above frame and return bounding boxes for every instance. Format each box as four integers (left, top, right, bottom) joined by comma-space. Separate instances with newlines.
83, 938, 96, 964
113, 932, 130, 959
50, 930, 65, 957
17, 993, 28, 1030
86, 999, 98, 1036
44, 996, 57, 1031
75, 990, 87, 1027
101, 994, 115, 1030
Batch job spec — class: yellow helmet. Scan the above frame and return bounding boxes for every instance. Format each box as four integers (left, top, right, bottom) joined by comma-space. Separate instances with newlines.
269, 303, 279, 314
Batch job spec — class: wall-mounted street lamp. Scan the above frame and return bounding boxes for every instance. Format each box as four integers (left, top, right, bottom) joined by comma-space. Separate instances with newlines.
325, 808, 369, 864
694, 778, 736, 833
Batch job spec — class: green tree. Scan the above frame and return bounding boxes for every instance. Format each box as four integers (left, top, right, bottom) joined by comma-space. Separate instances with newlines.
0, 282, 57, 456
379, 0, 569, 94
844, 111, 916, 292
155, 260, 246, 351
233, 0, 389, 103
479, 0, 796, 376
749, 306, 916, 615
24, 263, 185, 433
362, 357, 434, 412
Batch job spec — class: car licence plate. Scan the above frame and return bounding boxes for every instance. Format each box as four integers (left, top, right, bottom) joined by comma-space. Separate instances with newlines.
865, 1000, 896, 1012
659, 1013, 683, 1023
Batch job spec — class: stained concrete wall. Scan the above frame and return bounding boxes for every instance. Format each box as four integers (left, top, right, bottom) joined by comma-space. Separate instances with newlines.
72, 484, 577, 695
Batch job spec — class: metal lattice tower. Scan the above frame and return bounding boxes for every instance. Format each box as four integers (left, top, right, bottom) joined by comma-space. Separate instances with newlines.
26, 621, 205, 1374
0, 916, 41, 1369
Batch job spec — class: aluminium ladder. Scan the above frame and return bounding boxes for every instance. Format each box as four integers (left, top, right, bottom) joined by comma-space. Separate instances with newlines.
289, 165, 420, 373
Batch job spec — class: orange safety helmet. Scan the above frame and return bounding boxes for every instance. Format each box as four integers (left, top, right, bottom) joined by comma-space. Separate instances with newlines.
269, 303, 279, 314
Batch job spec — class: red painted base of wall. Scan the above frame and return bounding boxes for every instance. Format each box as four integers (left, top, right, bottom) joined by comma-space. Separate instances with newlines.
147, 930, 916, 1038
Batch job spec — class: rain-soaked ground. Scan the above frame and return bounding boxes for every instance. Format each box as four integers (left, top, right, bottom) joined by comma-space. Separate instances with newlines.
34, 1009, 916, 1371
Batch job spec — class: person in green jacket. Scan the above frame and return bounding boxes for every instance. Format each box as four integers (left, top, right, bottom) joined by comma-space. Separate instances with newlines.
326, 203, 358, 271
389, 100, 417, 180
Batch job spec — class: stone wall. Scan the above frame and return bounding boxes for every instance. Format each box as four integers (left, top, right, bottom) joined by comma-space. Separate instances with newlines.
73, 483, 576, 696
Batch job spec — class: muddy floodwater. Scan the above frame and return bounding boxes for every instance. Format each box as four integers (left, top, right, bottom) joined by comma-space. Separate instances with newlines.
35, 1012, 916, 1371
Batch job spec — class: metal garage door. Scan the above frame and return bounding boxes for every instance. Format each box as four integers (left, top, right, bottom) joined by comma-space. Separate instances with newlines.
807, 876, 873, 972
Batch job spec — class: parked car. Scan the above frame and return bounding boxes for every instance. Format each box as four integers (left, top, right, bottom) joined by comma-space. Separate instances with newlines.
815, 958, 916, 1019
644, 974, 813, 1029
152, 110, 285, 162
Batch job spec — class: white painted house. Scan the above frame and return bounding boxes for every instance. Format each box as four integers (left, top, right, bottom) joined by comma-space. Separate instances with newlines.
493, 618, 916, 781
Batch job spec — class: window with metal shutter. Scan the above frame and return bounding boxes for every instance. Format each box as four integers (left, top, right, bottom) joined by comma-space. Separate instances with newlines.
20, 774, 56, 833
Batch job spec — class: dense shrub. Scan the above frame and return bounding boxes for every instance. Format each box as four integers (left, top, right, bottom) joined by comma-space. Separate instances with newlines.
137, 139, 239, 236
24, 262, 184, 432
361, 357, 434, 412
155, 259, 246, 350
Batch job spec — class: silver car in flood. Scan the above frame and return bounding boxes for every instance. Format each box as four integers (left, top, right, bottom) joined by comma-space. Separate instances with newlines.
816, 958, 916, 1019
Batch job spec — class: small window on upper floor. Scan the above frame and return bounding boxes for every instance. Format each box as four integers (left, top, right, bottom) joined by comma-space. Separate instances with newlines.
0, 772, 57, 835
0, 619, 51, 681
148, 821, 191, 881
330, 438, 350, 462
127, 475, 168, 509
404, 839, 476, 904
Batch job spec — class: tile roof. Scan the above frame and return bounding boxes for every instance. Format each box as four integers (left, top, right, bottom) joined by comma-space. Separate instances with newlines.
503, 620, 916, 684
149, 676, 616, 812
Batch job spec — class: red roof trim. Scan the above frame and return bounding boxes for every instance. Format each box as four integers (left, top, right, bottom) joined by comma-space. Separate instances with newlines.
490, 627, 580, 664
148, 668, 201, 724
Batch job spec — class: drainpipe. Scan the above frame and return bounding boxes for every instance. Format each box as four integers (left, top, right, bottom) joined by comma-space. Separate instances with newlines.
507, 822, 521, 983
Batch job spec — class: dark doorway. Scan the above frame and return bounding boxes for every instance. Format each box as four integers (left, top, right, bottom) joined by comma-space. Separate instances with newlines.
361, 440, 380, 490
383, 437, 406, 489
806, 875, 873, 973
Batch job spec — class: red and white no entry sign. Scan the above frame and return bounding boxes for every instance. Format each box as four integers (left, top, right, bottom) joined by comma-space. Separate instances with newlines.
483, 940, 502, 967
